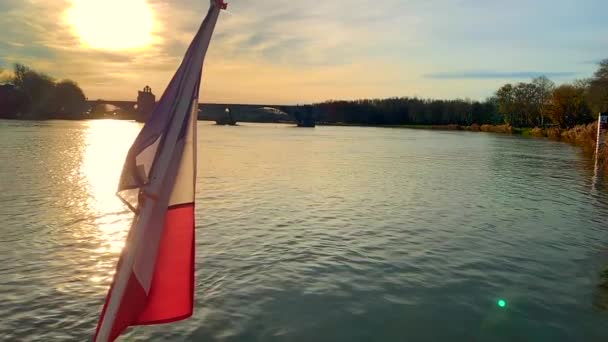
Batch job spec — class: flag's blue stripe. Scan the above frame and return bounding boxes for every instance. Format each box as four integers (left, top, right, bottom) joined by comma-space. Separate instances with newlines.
118, 4, 216, 192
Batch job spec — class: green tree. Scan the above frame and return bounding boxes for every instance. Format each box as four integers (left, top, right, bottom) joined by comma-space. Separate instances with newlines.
547, 84, 593, 128
10, 63, 56, 118
588, 59, 608, 114
496, 84, 515, 125
512, 82, 540, 127
52, 80, 87, 118
6, 63, 87, 119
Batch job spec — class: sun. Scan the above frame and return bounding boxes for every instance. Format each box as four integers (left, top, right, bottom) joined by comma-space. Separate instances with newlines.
65, 0, 157, 50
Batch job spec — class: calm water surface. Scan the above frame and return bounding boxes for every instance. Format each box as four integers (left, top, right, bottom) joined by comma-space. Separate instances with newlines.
1, 119, 608, 341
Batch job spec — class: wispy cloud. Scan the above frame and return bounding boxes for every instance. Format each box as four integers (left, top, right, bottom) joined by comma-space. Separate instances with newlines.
0, 0, 606, 103
425, 71, 579, 80
581, 59, 604, 65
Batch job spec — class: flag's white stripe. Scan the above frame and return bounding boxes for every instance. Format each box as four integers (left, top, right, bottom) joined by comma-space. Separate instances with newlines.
133, 2, 221, 292
131, 61, 205, 292
168, 99, 198, 206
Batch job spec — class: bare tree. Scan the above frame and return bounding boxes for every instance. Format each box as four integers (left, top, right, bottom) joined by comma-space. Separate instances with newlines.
532, 76, 555, 127
496, 84, 515, 125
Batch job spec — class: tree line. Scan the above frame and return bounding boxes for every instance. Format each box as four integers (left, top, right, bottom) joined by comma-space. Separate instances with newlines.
313, 97, 501, 126
1, 59, 607, 127
0, 64, 87, 119
495, 70, 606, 128
313, 59, 608, 128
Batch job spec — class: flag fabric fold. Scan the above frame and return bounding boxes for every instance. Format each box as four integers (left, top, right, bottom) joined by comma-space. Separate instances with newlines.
94, 1, 225, 341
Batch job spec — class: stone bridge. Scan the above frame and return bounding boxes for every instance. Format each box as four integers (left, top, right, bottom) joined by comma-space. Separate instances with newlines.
86, 100, 300, 123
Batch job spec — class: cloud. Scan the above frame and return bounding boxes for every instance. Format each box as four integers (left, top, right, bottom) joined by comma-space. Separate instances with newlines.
425, 71, 579, 80
0, 0, 606, 103
0, 0, 20, 12
581, 59, 604, 65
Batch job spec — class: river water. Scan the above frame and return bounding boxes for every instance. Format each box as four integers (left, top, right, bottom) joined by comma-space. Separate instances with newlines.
1, 119, 608, 341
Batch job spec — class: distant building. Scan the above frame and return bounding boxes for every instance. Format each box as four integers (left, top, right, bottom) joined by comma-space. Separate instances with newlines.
137, 85, 156, 122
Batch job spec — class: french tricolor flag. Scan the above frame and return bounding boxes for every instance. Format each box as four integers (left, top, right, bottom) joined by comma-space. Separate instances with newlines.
94, 1, 225, 341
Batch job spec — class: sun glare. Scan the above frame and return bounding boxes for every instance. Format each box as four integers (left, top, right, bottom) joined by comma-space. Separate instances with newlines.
65, 0, 157, 50
81, 120, 141, 254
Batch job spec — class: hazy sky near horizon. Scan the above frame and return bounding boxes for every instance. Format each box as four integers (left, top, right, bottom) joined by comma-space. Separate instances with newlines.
0, 0, 606, 104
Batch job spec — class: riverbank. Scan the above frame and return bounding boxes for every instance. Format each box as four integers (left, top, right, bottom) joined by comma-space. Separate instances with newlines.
320, 122, 511, 132
524, 123, 607, 170
320, 121, 607, 171
475, 123, 607, 170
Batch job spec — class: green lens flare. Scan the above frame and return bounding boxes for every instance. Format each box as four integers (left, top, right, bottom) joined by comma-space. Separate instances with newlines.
497, 299, 507, 308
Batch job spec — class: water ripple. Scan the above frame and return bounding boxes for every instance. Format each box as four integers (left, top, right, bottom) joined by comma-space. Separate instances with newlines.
0, 121, 608, 341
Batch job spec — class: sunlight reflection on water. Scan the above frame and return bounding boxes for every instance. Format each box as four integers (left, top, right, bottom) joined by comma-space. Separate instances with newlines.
81, 120, 141, 272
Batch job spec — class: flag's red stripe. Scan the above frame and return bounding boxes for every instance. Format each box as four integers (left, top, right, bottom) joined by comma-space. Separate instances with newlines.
136, 203, 195, 324
94, 203, 195, 340
93, 228, 142, 341
94, 272, 148, 341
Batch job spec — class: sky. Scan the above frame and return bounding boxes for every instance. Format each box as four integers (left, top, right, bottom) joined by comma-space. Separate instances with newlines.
0, 0, 606, 104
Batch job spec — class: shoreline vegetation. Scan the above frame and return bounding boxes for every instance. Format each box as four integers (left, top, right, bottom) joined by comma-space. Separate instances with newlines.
0, 64, 87, 120
1, 60, 607, 169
